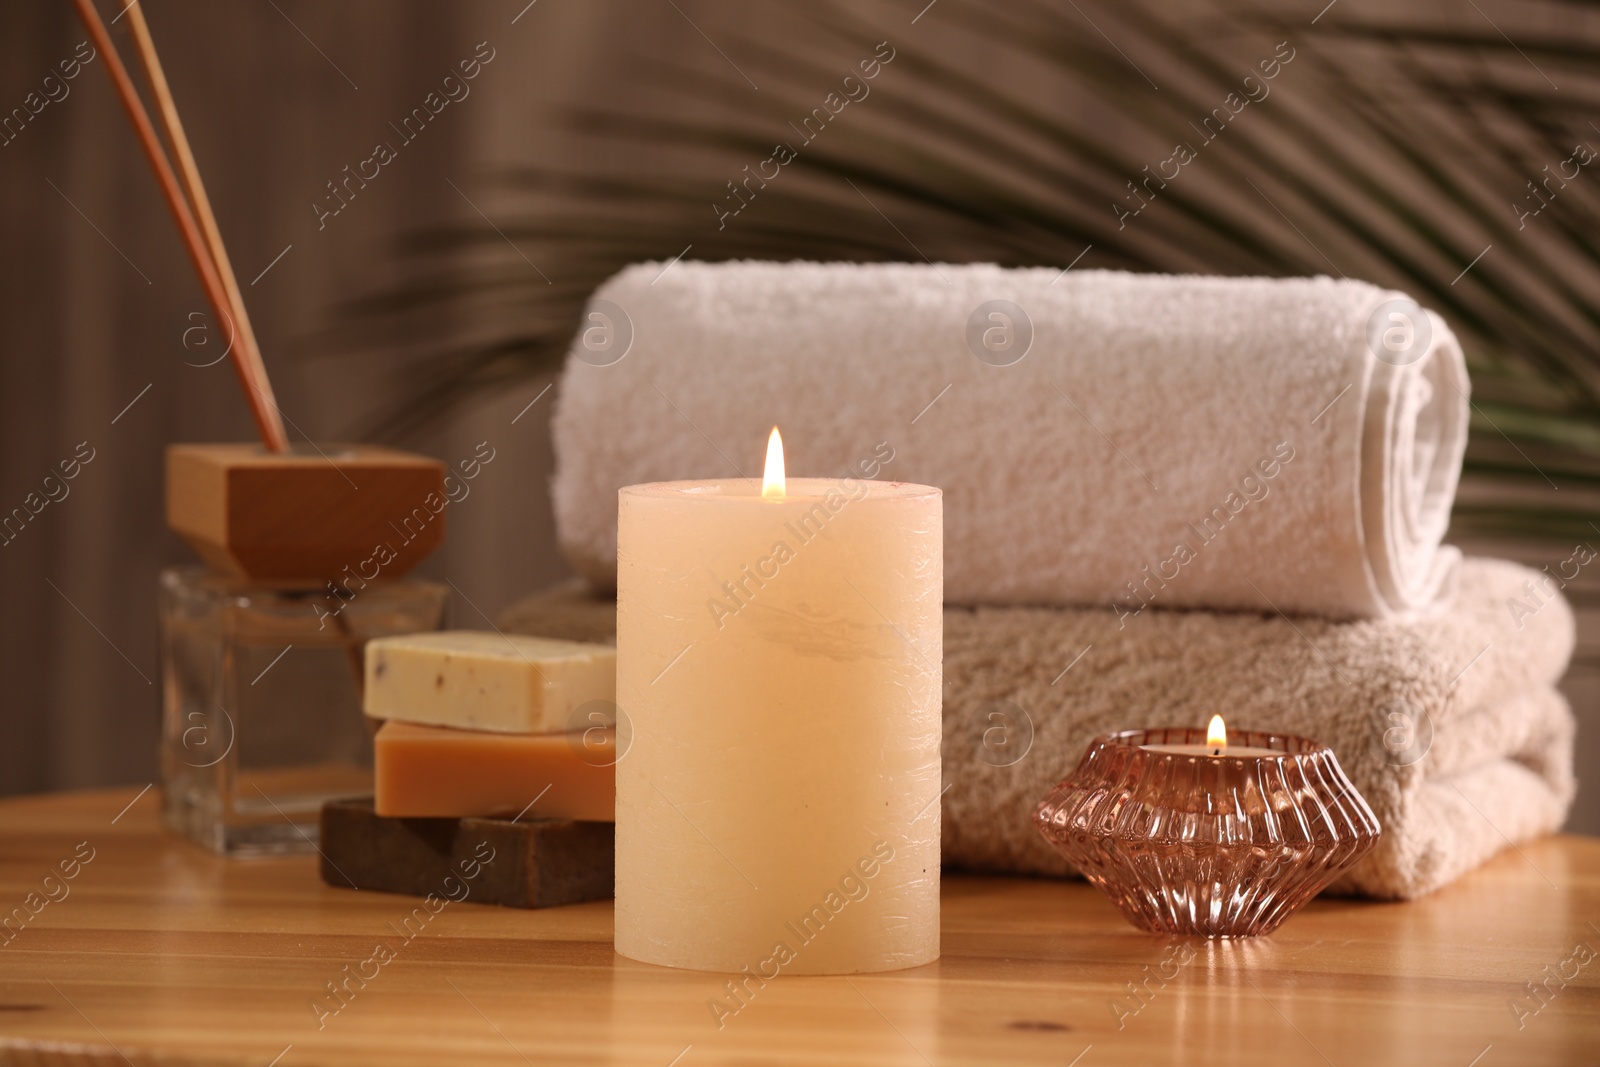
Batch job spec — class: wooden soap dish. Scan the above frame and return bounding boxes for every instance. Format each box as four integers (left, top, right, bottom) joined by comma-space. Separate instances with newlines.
166, 443, 447, 585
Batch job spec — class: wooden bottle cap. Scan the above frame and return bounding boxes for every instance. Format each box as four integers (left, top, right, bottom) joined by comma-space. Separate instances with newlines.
166, 443, 447, 584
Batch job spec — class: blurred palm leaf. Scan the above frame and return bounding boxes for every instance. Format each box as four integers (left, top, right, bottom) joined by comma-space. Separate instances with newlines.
336, 0, 1600, 544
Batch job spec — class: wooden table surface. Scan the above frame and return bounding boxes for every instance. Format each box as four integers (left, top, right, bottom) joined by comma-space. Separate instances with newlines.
1, 788, 1598, 1067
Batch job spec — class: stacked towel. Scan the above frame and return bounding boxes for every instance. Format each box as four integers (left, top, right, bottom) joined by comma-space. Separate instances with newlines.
540, 261, 1574, 897
501, 558, 1576, 900
552, 262, 1470, 618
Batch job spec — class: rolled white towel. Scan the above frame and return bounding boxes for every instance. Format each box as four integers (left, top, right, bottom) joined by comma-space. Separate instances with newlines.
551, 262, 1468, 618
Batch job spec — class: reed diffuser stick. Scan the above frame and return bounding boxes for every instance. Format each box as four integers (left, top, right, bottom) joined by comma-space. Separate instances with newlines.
121, 2, 284, 453
70, 0, 290, 453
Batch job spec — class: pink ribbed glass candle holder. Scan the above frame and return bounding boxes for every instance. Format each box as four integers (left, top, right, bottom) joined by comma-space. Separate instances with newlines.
1033, 727, 1380, 937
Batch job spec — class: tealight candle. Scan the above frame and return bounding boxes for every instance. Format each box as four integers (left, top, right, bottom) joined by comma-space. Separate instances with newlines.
1036, 719, 1381, 937
1140, 714, 1282, 757
614, 429, 942, 974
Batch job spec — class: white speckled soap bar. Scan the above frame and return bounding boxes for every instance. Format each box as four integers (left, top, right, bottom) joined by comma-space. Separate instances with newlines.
364, 631, 615, 733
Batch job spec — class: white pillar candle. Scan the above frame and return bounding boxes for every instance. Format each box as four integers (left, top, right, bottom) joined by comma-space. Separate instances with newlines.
615, 433, 942, 975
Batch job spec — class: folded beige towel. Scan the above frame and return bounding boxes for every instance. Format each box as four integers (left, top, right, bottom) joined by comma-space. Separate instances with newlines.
503, 558, 1575, 899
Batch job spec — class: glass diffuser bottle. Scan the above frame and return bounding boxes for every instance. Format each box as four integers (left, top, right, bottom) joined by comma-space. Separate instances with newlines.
159, 443, 450, 854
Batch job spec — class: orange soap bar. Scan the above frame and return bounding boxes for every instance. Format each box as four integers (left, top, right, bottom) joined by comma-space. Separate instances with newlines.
374, 721, 615, 822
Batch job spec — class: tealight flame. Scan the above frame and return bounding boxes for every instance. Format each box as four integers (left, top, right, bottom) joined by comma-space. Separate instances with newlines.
1207, 714, 1227, 756
761, 426, 786, 501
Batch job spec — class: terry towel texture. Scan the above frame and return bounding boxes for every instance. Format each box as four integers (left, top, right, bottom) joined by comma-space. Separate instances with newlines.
552, 262, 1470, 618
501, 558, 1576, 900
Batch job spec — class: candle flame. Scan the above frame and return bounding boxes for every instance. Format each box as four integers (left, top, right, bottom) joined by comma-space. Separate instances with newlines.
761, 426, 786, 501
1207, 714, 1227, 755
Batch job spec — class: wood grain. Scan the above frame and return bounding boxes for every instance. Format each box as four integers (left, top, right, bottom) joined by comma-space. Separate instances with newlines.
0, 788, 1596, 1066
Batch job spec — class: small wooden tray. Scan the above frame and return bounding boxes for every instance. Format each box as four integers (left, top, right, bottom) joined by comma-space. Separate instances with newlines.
320, 797, 614, 909
166, 443, 447, 584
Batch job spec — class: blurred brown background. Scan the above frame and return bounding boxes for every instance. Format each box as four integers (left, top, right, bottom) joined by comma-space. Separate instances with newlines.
0, 0, 578, 798
1, 0, 1595, 833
